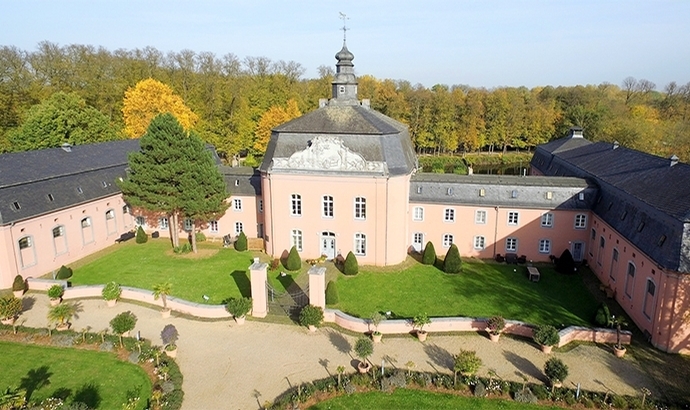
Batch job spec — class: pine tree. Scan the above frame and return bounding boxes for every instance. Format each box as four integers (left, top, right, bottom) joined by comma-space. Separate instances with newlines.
344, 251, 359, 276
234, 231, 248, 251
286, 246, 301, 271
422, 241, 436, 265
443, 244, 462, 274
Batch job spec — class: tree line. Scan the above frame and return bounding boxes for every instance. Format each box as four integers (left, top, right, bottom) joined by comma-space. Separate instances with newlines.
1, 42, 689, 161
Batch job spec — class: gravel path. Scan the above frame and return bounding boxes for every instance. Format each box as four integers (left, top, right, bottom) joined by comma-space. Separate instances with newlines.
19, 294, 654, 409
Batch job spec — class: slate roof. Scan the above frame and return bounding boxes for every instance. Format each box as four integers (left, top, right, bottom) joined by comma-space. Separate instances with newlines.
219, 166, 261, 196
531, 135, 690, 272
260, 104, 417, 177
410, 174, 596, 210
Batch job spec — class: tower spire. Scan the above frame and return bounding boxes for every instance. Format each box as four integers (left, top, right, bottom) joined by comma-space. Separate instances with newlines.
339, 12, 349, 44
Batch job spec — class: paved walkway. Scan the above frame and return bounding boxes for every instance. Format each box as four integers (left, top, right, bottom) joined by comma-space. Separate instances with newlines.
19, 294, 654, 410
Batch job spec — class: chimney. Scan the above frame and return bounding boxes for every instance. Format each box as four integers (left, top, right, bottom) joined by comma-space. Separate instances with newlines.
670, 155, 679, 167
569, 127, 583, 138
61, 143, 72, 152
613, 141, 619, 150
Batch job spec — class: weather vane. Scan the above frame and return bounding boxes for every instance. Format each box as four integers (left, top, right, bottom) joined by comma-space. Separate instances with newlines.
339, 12, 349, 42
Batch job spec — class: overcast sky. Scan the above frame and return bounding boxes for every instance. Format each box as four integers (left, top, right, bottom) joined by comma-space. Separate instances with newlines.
2, 0, 688, 89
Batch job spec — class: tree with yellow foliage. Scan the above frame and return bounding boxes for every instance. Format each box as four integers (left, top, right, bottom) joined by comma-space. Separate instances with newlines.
253, 99, 301, 153
122, 78, 199, 138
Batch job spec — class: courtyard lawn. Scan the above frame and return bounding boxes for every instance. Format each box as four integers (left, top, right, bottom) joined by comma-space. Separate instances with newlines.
68, 238, 292, 305
0, 341, 151, 409
333, 259, 599, 326
309, 389, 559, 409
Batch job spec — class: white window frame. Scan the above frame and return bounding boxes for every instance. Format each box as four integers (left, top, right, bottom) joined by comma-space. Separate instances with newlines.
322, 195, 334, 218
233, 198, 242, 211
444, 208, 455, 222
235, 222, 243, 235
291, 194, 302, 216
539, 239, 551, 254
541, 213, 554, 228
508, 211, 519, 226
291, 229, 303, 251
473, 236, 485, 250
413, 206, 424, 221
18, 235, 36, 268
159, 217, 169, 230
354, 233, 367, 256
354, 197, 366, 220
134, 216, 145, 227
575, 214, 587, 229
475, 210, 487, 224
625, 262, 636, 299
183, 218, 193, 231
105, 209, 115, 220
506, 237, 518, 252
209, 220, 219, 233
442, 234, 454, 248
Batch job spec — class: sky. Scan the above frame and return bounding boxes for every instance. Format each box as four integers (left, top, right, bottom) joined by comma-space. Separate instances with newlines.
1, 0, 689, 89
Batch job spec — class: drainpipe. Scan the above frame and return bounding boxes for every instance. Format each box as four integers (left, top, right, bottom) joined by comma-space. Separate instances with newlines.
493, 206, 499, 258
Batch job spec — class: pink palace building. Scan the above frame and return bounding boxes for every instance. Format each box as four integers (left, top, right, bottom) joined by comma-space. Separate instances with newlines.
1, 43, 689, 353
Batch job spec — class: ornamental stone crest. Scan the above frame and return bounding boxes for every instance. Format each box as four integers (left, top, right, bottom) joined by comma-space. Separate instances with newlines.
272, 136, 384, 172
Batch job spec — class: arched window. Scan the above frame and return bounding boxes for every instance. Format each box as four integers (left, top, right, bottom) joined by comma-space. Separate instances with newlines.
81, 217, 94, 245
18, 236, 37, 267
52, 225, 67, 256
643, 278, 656, 320
105, 208, 117, 234
625, 262, 636, 298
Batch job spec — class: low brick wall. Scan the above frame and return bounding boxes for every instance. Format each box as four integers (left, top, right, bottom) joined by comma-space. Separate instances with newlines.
26, 278, 68, 291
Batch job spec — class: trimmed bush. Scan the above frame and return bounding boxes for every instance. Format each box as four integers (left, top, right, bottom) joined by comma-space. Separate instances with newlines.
285, 246, 301, 271
0, 296, 23, 320
234, 231, 248, 251
135, 226, 148, 244
533, 324, 560, 347
594, 302, 612, 327
299, 304, 324, 328
161, 324, 179, 349
102, 281, 122, 301
225, 297, 252, 318
343, 251, 359, 276
325, 280, 339, 305
56, 265, 73, 280
454, 349, 482, 376
195, 232, 206, 242
12, 275, 26, 292
486, 315, 505, 335
422, 241, 436, 265
556, 249, 575, 274
354, 337, 374, 362
110, 311, 137, 335
443, 244, 462, 273
544, 357, 569, 385
47, 284, 64, 300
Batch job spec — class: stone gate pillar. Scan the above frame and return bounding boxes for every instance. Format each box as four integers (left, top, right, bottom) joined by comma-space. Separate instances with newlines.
308, 266, 326, 309
249, 261, 268, 318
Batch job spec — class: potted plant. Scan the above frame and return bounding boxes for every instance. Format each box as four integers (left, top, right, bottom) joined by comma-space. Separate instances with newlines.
544, 357, 569, 388
299, 304, 324, 332
110, 311, 137, 347
611, 315, 628, 357
47, 302, 80, 331
533, 324, 560, 353
225, 297, 252, 325
153, 282, 173, 317
370, 312, 385, 343
161, 324, 179, 358
0, 296, 23, 325
486, 315, 506, 342
12, 275, 26, 298
413, 313, 431, 342
453, 349, 482, 385
354, 337, 374, 373
47, 284, 65, 306
102, 281, 122, 307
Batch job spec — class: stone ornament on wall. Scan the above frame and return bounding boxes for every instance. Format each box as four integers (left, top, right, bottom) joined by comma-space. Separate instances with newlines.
272, 136, 385, 172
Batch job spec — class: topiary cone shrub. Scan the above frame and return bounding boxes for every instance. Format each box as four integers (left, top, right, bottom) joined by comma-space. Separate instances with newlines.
325, 280, 339, 305
12, 275, 26, 292
556, 249, 575, 274
343, 251, 359, 276
443, 244, 462, 273
285, 246, 301, 271
422, 241, 436, 265
234, 231, 248, 251
56, 265, 73, 280
135, 226, 148, 244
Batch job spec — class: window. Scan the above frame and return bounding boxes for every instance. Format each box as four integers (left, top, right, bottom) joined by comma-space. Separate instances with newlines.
354, 233, 367, 255
234, 179, 239, 187
643, 279, 656, 320
81, 217, 92, 228
508, 211, 519, 225
235, 222, 243, 235
506, 237, 518, 252
658, 235, 666, 246
479, 188, 485, 197
339, 85, 345, 94
447, 187, 453, 195
11, 201, 20, 210
416, 186, 422, 194
413, 207, 424, 221
52, 226, 65, 238
18, 236, 36, 268
473, 236, 485, 250
545, 191, 553, 200
442, 234, 454, 248
184, 218, 193, 231
135, 216, 145, 226
101, 181, 108, 188
541, 213, 553, 227
575, 214, 587, 229
258, 199, 263, 213
625, 262, 636, 298
209, 220, 219, 233
475, 210, 487, 224
291, 229, 303, 251
609, 248, 619, 280
233, 198, 242, 211
539, 239, 551, 254
52, 225, 67, 256
597, 236, 605, 265
76, 187, 83, 194
291, 194, 302, 216
354, 197, 366, 220
47, 194, 54, 202
323, 195, 334, 218
444, 208, 455, 222
123, 205, 130, 214
159, 217, 169, 230
105, 209, 115, 220
591, 228, 596, 240
511, 190, 518, 198
81, 217, 94, 244
637, 222, 645, 232
578, 192, 585, 201
18, 237, 32, 249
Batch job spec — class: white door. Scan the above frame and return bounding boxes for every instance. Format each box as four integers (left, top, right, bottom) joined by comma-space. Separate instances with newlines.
321, 232, 336, 260
572, 242, 584, 262
412, 232, 424, 252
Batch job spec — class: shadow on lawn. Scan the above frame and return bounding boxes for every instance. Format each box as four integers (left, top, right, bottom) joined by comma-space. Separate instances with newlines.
20, 366, 52, 401
73, 382, 101, 409
230, 270, 251, 298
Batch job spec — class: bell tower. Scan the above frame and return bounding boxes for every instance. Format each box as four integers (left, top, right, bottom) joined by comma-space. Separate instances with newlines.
331, 13, 358, 104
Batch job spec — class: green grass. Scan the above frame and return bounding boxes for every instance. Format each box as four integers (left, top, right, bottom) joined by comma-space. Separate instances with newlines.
308, 389, 559, 409
333, 259, 599, 326
68, 239, 303, 305
0, 341, 151, 409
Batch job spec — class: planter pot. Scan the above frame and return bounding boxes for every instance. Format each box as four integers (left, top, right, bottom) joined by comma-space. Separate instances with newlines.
308, 325, 317, 333
50, 298, 62, 307
417, 330, 428, 342
489, 333, 501, 343
551, 381, 563, 388
106, 299, 117, 307
613, 345, 627, 358
372, 332, 383, 343
56, 323, 70, 331
161, 309, 171, 318
540, 344, 553, 354
357, 361, 371, 373
13, 290, 24, 298
165, 347, 178, 358
234, 315, 246, 325
1, 317, 16, 326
